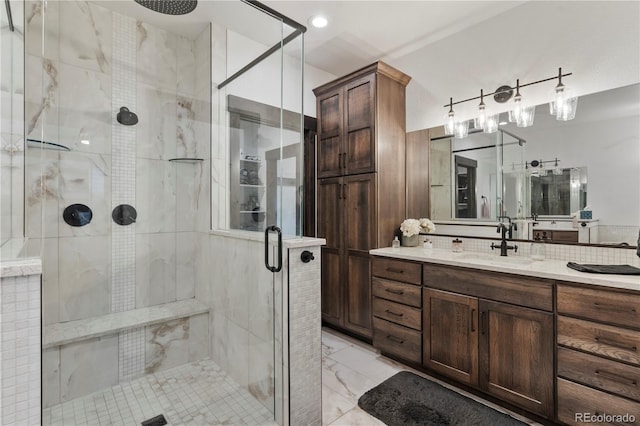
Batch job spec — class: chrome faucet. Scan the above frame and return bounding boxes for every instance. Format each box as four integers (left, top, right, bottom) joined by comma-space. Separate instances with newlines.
491, 216, 518, 256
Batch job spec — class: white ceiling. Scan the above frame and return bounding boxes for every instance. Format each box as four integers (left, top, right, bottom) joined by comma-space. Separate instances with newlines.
96, 0, 640, 130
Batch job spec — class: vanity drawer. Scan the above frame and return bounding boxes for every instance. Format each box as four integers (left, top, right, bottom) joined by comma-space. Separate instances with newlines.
557, 378, 640, 425
372, 258, 422, 285
373, 317, 422, 364
558, 316, 640, 366
557, 284, 640, 329
372, 277, 421, 308
423, 263, 553, 311
373, 298, 422, 331
558, 347, 640, 402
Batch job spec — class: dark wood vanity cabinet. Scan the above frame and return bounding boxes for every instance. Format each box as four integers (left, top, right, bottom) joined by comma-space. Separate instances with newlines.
315, 62, 410, 339
371, 258, 423, 363
556, 283, 640, 425
422, 264, 555, 418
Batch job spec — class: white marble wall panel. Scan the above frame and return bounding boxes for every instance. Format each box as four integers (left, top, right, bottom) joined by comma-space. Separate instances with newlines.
58, 235, 111, 322
196, 161, 212, 232
136, 21, 177, 92
59, 1, 111, 74
175, 232, 196, 300
176, 96, 198, 158
24, 149, 59, 238
135, 159, 176, 233
248, 333, 274, 413
195, 26, 211, 102
225, 319, 250, 387
22, 238, 59, 326
210, 311, 228, 370
42, 347, 60, 408
135, 233, 176, 308
175, 162, 204, 232
145, 318, 189, 374
57, 62, 111, 154
25, 55, 59, 143
25, 0, 60, 60
177, 36, 195, 97
58, 152, 111, 237
248, 266, 274, 342
135, 84, 176, 160
59, 335, 118, 403
188, 313, 209, 362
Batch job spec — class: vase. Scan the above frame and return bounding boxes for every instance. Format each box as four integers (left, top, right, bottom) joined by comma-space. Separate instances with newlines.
401, 234, 421, 247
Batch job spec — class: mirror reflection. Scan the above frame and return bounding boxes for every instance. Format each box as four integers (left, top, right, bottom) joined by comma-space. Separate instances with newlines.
429, 83, 640, 245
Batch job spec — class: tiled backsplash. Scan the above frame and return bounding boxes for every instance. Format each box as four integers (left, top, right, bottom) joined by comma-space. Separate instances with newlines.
427, 235, 640, 266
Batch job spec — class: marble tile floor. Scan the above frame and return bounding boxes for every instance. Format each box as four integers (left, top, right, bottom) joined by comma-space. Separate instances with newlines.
321, 327, 544, 426
42, 329, 542, 426
42, 359, 274, 426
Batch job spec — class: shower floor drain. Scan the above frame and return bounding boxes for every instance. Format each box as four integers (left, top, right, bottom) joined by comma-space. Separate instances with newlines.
141, 414, 168, 426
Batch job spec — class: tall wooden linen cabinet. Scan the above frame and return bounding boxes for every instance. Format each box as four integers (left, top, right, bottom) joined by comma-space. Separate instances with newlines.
314, 61, 411, 339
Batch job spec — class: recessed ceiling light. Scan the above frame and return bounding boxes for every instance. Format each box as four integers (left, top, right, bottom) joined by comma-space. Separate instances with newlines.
309, 15, 328, 29
81, 139, 90, 145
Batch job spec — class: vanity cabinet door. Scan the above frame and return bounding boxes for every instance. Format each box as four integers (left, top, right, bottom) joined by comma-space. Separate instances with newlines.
316, 88, 343, 178
479, 300, 554, 418
423, 289, 479, 386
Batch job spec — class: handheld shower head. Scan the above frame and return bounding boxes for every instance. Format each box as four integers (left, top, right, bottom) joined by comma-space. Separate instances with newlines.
117, 107, 138, 126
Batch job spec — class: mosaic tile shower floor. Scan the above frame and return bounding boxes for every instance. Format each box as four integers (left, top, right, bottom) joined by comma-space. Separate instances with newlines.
42, 359, 274, 426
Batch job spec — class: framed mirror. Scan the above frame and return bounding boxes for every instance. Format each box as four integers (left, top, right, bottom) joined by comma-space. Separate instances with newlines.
427, 83, 640, 246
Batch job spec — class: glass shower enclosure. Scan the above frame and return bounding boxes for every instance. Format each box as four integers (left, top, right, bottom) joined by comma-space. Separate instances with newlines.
22, 0, 305, 424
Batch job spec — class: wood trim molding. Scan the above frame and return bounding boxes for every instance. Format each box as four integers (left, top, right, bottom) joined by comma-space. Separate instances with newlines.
313, 61, 411, 96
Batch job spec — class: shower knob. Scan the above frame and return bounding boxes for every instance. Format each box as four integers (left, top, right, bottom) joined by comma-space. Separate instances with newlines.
63, 204, 93, 227
112, 204, 137, 226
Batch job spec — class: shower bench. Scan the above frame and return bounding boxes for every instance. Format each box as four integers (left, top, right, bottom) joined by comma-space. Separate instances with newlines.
43, 298, 209, 349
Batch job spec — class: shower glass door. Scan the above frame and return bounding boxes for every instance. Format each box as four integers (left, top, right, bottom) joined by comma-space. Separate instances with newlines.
215, 2, 304, 424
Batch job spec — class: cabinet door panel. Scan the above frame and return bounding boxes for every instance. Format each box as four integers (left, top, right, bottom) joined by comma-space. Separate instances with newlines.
423, 289, 478, 385
344, 252, 372, 337
321, 249, 342, 326
345, 174, 376, 251
479, 300, 554, 418
317, 91, 343, 177
316, 178, 342, 250
345, 76, 375, 174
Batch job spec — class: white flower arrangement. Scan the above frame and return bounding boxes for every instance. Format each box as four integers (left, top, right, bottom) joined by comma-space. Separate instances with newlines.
400, 218, 436, 237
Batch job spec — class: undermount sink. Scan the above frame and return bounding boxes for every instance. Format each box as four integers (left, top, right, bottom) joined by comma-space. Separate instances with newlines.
457, 252, 536, 266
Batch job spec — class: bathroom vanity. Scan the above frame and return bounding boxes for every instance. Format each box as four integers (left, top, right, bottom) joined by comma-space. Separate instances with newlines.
370, 247, 640, 425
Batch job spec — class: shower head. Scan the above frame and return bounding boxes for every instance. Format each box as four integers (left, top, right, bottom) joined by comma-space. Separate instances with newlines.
117, 107, 138, 126
134, 0, 197, 15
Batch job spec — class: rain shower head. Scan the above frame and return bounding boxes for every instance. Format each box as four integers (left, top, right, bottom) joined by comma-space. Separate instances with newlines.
117, 107, 138, 126
134, 0, 197, 15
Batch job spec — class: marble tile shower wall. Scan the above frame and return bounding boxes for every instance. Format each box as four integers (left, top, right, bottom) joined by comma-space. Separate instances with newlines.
23, 0, 211, 407
428, 235, 640, 266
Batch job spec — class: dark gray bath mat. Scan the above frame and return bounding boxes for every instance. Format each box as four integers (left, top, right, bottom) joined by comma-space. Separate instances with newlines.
141, 414, 167, 426
358, 371, 528, 425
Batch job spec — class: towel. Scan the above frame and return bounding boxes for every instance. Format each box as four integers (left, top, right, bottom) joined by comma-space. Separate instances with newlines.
567, 262, 640, 275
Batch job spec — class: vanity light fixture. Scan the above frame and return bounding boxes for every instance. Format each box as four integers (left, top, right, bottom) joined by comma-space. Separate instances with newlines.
443, 68, 576, 137
552, 158, 563, 175
444, 97, 470, 138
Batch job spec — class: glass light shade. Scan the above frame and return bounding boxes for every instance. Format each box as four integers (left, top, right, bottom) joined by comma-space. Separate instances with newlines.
539, 164, 547, 176
553, 166, 563, 175
444, 112, 455, 135
556, 96, 578, 121
550, 86, 578, 121
474, 104, 486, 129
454, 120, 469, 138
483, 114, 499, 133
516, 105, 535, 127
508, 94, 523, 123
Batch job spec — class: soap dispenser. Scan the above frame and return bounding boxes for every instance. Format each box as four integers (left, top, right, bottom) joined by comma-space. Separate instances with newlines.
392, 236, 400, 249
531, 236, 546, 261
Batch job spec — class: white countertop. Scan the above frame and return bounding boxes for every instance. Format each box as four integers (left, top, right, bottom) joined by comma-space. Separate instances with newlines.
370, 247, 640, 292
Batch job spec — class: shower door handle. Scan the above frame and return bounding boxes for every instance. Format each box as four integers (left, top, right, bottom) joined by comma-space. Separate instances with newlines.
265, 225, 283, 273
